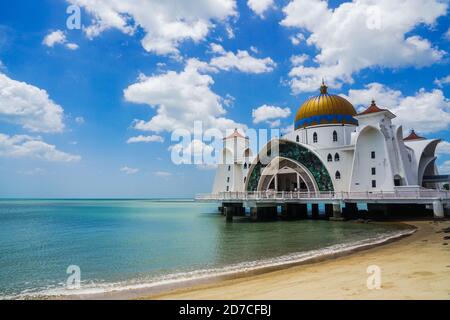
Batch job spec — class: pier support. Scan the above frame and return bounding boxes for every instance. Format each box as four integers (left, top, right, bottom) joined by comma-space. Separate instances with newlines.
311, 203, 320, 219
343, 202, 358, 219
324, 204, 333, 219
223, 203, 244, 222
251, 205, 278, 221
283, 203, 308, 220
224, 206, 233, 222
433, 200, 444, 219
329, 202, 344, 221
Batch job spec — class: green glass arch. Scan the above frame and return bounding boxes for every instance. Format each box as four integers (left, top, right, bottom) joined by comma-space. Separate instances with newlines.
247, 140, 334, 192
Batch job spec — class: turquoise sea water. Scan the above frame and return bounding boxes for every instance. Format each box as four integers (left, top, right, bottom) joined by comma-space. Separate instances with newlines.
0, 199, 412, 299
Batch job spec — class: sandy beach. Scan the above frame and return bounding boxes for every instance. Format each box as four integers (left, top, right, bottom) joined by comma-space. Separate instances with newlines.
144, 220, 450, 300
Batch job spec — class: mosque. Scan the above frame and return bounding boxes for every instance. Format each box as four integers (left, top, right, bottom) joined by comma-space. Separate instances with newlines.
207, 82, 449, 220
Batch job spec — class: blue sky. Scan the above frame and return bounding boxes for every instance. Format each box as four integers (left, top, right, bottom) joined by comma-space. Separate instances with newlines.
0, 0, 449, 198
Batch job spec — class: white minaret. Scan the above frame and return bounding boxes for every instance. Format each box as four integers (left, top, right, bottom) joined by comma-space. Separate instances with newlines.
212, 129, 252, 193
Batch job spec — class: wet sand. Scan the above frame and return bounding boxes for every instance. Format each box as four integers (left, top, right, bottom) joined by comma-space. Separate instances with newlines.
143, 220, 450, 300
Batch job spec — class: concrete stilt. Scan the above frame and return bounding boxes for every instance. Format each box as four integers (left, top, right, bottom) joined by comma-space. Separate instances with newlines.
311, 203, 320, 219
284, 203, 308, 220
251, 206, 277, 221
330, 202, 344, 221
325, 203, 333, 219
224, 206, 233, 222
433, 200, 444, 219
344, 202, 358, 219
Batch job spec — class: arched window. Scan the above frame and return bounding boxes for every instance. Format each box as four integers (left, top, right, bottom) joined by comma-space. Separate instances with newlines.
327, 154, 333, 162
313, 132, 318, 143
296, 135, 299, 143
244, 163, 248, 169
227, 177, 230, 183
334, 153, 340, 162
335, 171, 341, 180
333, 130, 338, 142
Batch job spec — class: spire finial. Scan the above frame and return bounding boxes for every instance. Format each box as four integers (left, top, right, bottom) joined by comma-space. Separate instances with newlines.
320, 79, 328, 94
371, 98, 376, 106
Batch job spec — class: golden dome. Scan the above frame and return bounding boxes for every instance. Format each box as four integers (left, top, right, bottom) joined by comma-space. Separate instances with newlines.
294, 82, 358, 129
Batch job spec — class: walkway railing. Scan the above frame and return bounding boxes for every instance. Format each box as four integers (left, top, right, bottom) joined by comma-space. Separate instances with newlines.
196, 190, 450, 202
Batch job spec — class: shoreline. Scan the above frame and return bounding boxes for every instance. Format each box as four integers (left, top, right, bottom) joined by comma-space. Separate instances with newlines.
140, 219, 449, 300
53, 220, 416, 300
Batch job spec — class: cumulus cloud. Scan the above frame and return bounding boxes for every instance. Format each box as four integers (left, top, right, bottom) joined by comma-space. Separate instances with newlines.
209, 44, 276, 73
437, 141, 450, 155
0, 73, 65, 133
343, 83, 450, 133
281, 0, 447, 93
67, 0, 237, 55
439, 160, 450, 174
434, 75, 450, 88
252, 105, 291, 124
290, 54, 309, 66
42, 30, 78, 50
127, 135, 164, 144
0, 133, 80, 162
247, 0, 274, 17
120, 166, 139, 174
43, 30, 66, 47
124, 59, 244, 133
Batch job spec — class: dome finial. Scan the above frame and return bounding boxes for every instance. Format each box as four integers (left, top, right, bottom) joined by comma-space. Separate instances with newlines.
320, 79, 328, 94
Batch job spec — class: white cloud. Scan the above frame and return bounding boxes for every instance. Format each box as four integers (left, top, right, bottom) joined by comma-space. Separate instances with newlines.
43, 30, 66, 47
281, 125, 294, 135
120, 166, 139, 174
0, 73, 64, 133
127, 135, 164, 144
290, 54, 309, 66
247, 0, 274, 18
343, 83, 450, 133
445, 28, 450, 40
66, 43, 79, 50
0, 133, 80, 162
75, 116, 85, 124
281, 0, 447, 93
252, 104, 291, 124
437, 141, 450, 155
439, 160, 450, 174
154, 171, 172, 177
124, 59, 244, 133
68, 0, 237, 55
43, 30, 79, 50
209, 44, 276, 73
170, 139, 215, 158
290, 33, 305, 45
434, 75, 450, 88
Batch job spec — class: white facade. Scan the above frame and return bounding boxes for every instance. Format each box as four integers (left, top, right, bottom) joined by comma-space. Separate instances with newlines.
212, 98, 444, 195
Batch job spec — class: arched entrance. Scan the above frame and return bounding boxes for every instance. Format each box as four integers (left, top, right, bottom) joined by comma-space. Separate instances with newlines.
245, 139, 334, 192
257, 157, 319, 192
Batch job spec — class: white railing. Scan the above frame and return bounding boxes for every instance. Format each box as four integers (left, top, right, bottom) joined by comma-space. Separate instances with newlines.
196, 190, 450, 201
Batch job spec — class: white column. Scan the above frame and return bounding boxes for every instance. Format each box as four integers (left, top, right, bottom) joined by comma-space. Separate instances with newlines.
332, 202, 342, 218
433, 200, 444, 218
274, 175, 278, 191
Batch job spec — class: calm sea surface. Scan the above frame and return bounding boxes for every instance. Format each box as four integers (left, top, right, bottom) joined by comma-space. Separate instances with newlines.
0, 199, 412, 298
